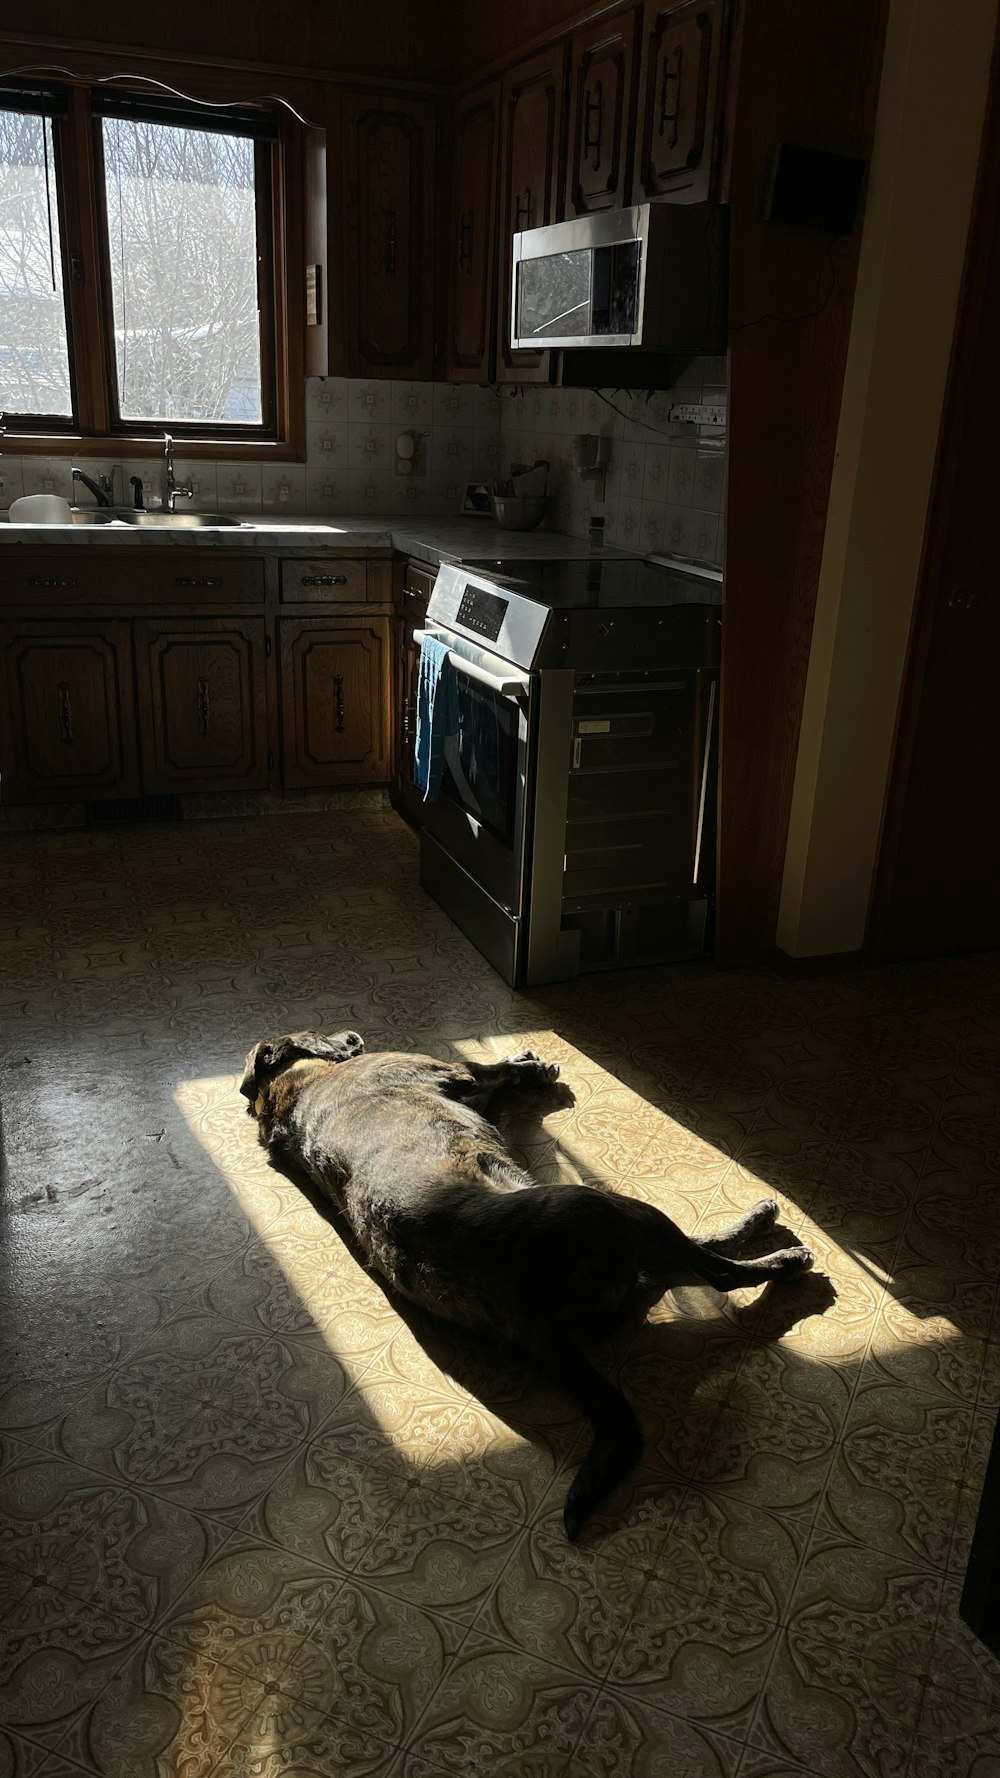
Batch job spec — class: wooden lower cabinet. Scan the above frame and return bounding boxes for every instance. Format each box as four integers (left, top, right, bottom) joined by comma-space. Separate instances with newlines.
279, 616, 390, 788
0, 620, 138, 802
135, 618, 269, 794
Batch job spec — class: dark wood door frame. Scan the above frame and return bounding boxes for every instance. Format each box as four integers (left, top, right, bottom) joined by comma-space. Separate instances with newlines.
867, 14, 1000, 962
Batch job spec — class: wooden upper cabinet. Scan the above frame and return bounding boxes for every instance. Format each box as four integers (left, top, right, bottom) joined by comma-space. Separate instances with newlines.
496, 44, 569, 383
634, 0, 729, 204
565, 11, 640, 215
447, 84, 500, 382
279, 617, 390, 787
136, 619, 269, 795
0, 620, 137, 803
339, 93, 437, 379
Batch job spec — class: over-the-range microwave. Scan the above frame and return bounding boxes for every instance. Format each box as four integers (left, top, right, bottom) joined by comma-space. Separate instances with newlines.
510, 202, 728, 354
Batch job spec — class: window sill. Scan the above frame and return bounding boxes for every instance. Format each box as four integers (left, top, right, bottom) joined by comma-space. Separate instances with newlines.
7, 433, 306, 462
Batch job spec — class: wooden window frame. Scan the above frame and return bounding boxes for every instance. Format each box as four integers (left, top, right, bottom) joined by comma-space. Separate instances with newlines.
3, 79, 305, 461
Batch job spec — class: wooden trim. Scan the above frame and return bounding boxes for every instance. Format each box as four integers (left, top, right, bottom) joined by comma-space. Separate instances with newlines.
867, 13, 1000, 962
0, 31, 447, 108
62, 84, 110, 433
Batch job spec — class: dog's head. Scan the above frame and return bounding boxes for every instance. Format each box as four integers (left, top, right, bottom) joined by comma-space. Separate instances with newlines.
239, 1030, 365, 1113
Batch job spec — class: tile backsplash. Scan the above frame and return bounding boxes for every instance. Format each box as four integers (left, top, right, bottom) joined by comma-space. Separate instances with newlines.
0, 356, 726, 565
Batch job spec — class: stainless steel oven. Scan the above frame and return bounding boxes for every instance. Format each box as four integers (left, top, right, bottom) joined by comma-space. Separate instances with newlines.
417, 559, 722, 988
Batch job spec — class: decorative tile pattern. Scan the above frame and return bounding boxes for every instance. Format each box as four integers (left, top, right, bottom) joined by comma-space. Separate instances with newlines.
0, 813, 998, 1778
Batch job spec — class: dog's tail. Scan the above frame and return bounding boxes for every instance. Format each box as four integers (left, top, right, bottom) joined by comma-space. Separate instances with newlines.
532, 1337, 643, 1541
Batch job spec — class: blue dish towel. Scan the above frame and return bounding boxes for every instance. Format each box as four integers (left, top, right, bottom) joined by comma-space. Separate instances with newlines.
414, 635, 460, 802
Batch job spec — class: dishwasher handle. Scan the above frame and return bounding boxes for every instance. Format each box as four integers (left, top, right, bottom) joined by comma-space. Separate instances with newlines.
413, 630, 530, 702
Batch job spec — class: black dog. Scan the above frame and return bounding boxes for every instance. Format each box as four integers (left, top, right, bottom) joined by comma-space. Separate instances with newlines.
240, 1031, 814, 1538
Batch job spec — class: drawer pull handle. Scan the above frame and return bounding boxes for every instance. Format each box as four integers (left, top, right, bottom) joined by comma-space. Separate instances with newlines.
197, 676, 211, 736
28, 577, 79, 589
175, 576, 222, 588
659, 47, 682, 144
333, 672, 345, 733
514, 186, 533, 231
57, 680, 73, 744
583, 81, 603, 162
385, 206, 397, 276
458, 208, 474, 268
302, 573, 349, 588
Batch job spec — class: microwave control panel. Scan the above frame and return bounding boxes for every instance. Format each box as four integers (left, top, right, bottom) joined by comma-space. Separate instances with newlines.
457, 585, 509, 642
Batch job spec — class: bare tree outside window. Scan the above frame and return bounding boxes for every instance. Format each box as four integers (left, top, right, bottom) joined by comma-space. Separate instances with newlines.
101, 116, 263, 424
0, 109, 73, 417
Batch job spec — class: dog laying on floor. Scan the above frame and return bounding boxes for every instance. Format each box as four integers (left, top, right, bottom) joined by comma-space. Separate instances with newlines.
240, 1030, 814, 1539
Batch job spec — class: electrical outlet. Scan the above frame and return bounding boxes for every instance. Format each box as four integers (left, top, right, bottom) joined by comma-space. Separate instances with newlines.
669, 402, 727, 427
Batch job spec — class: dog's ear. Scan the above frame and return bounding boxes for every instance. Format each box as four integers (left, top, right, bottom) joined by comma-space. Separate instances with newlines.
239, 1031, 365, 1103
239, 1039, 274, 1103
318, 1030, 366, 1062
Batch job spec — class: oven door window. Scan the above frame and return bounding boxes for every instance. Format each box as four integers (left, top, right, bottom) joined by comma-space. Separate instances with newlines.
441, 679, 520, 848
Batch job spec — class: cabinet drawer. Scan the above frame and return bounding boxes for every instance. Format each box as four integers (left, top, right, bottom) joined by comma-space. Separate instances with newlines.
402, 559, 437, 609
0, 555, 264, 606
279, 559, 369, 603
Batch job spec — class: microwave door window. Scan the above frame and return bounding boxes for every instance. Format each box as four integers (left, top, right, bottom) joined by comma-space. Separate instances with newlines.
517, 250, 592, 342
591, 241, 641, 336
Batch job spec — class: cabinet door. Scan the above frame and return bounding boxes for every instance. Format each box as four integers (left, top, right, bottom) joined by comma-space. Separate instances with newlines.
136, 619, 268, 794
0, 620, 137, 802
566, 12, 639, 215
447, 84, 500, 382
634, 0, 728, 204
340, 93, 436, 379
279, 617, 390, 788
496, 44, 569, 383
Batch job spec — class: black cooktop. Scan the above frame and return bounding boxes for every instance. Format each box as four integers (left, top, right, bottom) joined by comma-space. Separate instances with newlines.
462, 554, 723, 611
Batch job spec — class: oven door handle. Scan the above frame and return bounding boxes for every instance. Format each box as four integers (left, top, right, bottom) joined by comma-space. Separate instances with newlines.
413, 630, 530, 702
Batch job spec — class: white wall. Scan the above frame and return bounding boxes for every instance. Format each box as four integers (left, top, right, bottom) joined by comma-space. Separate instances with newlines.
776, 0, 998, 959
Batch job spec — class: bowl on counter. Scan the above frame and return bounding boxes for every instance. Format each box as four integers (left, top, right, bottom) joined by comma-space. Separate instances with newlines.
489, 493, 549, 532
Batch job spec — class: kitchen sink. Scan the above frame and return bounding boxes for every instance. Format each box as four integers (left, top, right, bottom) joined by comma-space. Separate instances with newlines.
70, 508, 247, 527
127, 511, 247, 527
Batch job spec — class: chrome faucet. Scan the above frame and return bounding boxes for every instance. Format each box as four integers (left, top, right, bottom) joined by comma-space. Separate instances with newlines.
162, 434, 194, 513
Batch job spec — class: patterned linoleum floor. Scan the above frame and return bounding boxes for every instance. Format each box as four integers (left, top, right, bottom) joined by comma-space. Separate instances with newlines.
0, 809, 998, 1777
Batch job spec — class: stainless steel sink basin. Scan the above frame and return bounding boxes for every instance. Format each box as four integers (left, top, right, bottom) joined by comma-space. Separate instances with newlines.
70, 508, 246, 528
125, 511, 247, 527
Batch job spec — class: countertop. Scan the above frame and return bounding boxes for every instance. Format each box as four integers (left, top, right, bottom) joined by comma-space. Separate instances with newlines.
0, 514, 642, 569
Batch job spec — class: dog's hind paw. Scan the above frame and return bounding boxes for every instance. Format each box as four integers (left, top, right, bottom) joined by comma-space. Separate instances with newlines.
780, 1246, 814, 1274
509, 1050, 560, 1084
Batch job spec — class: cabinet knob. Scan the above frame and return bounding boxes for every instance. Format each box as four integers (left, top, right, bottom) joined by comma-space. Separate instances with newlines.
333, 672, 346, 733
514, 186, 533, 231
458, 209, 474, 269
385, 207, 397, 276
948, 587, 984, 613
302, 574, 349, 588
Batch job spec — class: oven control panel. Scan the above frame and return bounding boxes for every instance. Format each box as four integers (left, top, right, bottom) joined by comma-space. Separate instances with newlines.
457, 584, 509, 642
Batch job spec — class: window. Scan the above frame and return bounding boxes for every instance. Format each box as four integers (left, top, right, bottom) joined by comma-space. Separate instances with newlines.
0, 88, 73, 422
0, 79, 292, 448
